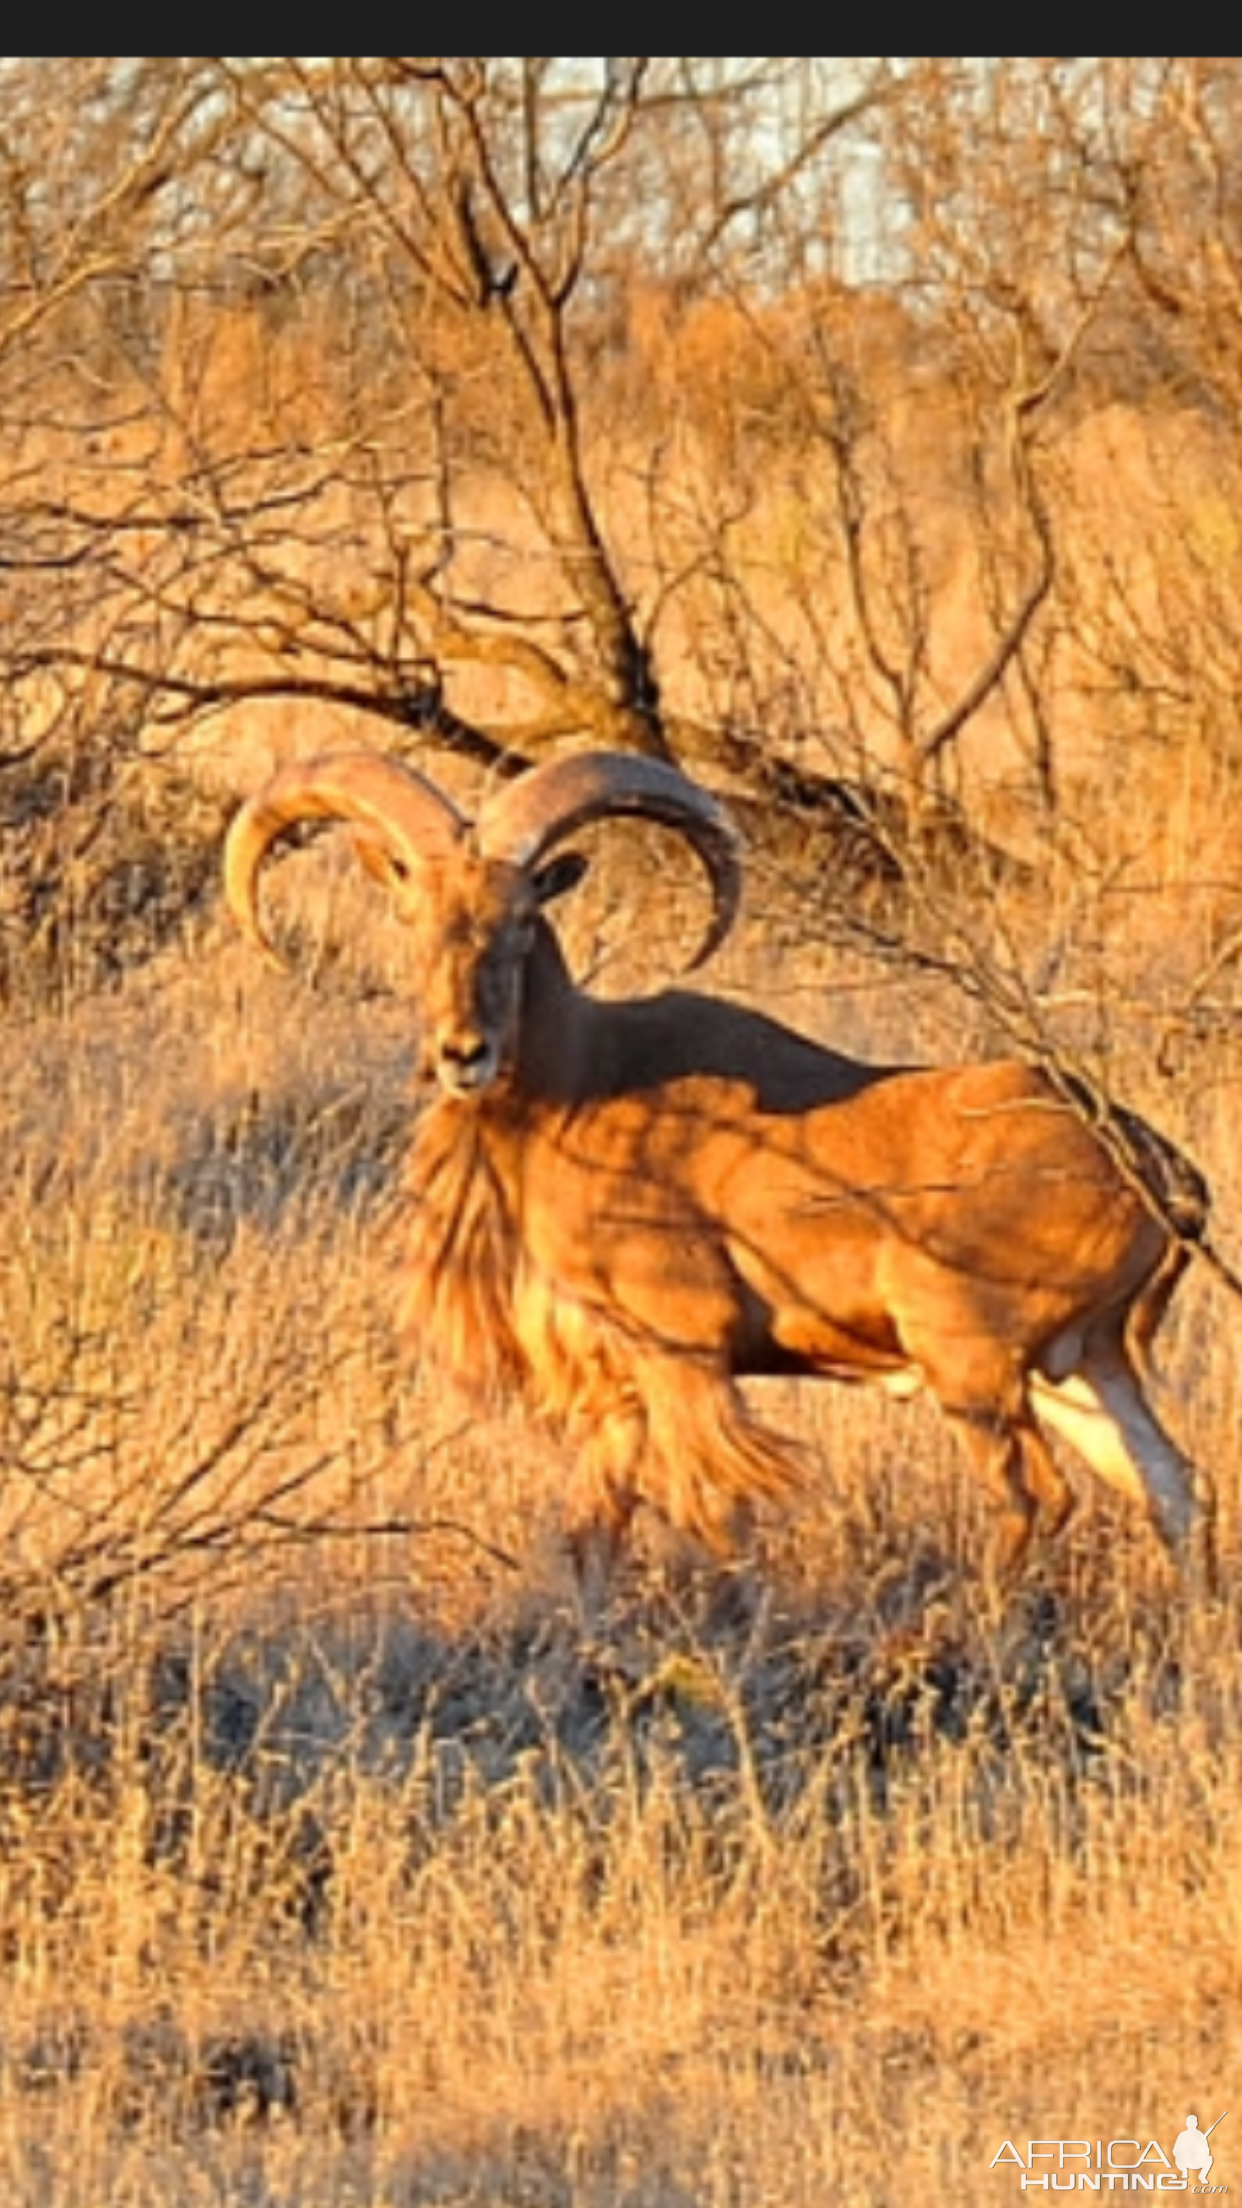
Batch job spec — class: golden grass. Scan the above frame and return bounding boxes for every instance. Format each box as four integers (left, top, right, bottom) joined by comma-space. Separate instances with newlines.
2, 847, 1242, 2206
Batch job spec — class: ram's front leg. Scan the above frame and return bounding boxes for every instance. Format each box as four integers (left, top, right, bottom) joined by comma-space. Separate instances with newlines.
560, 1343, 810, 1623
561, 1395, 647, 1626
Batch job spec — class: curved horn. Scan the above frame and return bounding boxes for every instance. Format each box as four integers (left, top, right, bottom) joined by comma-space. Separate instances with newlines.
476, 750, 743, 968
223, 751, 466, 962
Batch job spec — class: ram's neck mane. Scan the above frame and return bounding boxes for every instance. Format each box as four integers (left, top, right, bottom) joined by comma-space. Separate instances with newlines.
396, 1095, 528, 1405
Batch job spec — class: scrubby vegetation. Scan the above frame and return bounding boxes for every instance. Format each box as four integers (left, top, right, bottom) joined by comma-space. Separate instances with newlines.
0, 864, 1238, 2204
4, 55, 1242, 2206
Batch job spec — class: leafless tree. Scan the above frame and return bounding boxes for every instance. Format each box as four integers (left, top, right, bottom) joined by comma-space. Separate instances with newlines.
0, 58, 1241, 1044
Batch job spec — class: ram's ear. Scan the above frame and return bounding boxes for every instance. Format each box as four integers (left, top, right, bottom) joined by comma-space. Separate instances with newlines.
351, 826, 415, 890
532, 850, 589, 905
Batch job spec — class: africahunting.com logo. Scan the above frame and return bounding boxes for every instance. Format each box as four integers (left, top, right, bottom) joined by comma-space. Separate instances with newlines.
990, 2111, 1228, 2191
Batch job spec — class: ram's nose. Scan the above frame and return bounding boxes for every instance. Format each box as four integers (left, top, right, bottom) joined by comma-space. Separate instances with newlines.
436, 1030, 500, 1096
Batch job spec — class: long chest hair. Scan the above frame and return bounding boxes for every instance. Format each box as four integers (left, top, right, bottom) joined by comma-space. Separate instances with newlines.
394, 1096, 530, 1406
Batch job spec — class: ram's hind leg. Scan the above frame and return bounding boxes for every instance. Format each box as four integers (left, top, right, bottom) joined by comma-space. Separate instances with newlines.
936, 1381, 1075, 1583
1029, 1345, 1215, 1587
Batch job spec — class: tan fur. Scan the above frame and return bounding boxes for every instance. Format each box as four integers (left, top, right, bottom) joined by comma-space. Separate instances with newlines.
224, 749, 1215, 1589
397, 1101, 528, 1404
397, 1095, 808, 1566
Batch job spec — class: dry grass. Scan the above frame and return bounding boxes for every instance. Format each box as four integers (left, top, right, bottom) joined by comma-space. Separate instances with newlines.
3, 823, 1242, 2207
